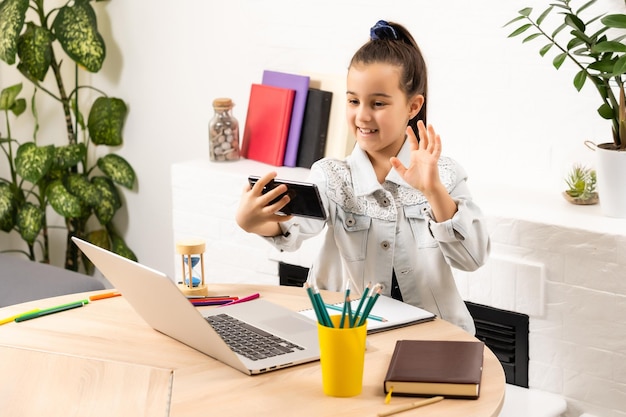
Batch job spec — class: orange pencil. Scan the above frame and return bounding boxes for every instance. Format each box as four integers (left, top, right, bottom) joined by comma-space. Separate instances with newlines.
89, 291, 121, 301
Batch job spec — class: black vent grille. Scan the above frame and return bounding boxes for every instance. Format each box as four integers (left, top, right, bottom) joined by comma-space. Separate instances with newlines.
465, 301, 529, 387
278, 262, 309, 287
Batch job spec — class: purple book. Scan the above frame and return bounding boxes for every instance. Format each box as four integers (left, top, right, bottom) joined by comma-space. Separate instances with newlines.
262, 70, 310, 167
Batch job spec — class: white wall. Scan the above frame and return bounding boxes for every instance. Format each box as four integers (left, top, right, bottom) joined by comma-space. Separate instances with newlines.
1, 0, 621, 276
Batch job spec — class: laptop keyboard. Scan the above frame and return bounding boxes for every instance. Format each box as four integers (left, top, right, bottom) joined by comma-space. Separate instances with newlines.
205, 313, 304, 361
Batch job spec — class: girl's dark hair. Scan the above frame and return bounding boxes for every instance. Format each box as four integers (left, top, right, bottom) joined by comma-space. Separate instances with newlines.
349, 20, 428, 137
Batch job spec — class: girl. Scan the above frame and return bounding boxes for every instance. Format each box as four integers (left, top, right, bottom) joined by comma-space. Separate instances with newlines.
235, 20, 489, 334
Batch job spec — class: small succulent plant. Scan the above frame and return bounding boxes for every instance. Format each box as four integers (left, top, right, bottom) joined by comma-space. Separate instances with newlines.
565, 164, 597, 201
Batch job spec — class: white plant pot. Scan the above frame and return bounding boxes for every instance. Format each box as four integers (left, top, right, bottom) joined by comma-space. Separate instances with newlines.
595, 142, 626, 218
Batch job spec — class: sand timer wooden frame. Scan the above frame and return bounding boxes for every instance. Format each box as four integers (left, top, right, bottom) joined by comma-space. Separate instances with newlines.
176, 239, 208, 296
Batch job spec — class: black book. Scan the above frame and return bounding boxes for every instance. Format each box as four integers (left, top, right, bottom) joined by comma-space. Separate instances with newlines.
296, 88, 332, 169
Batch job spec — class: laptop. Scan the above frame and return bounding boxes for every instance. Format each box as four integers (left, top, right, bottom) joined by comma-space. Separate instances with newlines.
72, 237, 320, 375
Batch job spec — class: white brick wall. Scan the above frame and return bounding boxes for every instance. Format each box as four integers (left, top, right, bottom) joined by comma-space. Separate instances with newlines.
172, 158, 626, 417
456, 216, 626, 417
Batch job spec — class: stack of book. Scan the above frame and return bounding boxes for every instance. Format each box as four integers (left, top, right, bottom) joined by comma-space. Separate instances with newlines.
241, 70, 333, 169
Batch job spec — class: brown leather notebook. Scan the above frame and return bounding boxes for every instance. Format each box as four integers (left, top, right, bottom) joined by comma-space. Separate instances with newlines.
383, 340, 484, 399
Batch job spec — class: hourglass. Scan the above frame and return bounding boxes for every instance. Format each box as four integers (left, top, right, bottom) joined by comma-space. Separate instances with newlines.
176, 238, 208, 296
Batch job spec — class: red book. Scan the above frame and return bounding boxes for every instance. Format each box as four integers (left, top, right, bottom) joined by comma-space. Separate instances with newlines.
241, 83, 295, 166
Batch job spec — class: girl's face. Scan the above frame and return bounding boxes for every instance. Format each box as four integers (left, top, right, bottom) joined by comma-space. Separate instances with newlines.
346, 62, 423, 159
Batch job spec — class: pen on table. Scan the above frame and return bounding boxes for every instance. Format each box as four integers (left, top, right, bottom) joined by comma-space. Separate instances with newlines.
190, 298, 238, 306
377, 396, 444, 417
217, 293, 260, 307
14, 300, 88, 322
186, 295, 231, 299
89, 291, 121, 301
0, 308, 40, 326
188, 296, 238, 302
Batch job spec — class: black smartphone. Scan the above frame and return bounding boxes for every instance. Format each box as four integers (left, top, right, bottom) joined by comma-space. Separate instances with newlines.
248, 175, 327, 220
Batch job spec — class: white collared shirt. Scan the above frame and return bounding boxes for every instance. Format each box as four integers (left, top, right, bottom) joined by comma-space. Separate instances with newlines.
267, 140, 490, 334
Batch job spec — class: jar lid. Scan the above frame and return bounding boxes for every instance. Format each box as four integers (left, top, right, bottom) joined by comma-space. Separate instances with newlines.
212, 98, 233, 109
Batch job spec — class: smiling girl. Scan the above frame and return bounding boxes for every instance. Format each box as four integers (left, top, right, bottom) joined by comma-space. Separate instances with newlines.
235, 20, 489, 334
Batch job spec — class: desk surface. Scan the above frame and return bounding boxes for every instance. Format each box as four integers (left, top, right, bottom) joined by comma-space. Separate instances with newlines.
0, 284, 505, 417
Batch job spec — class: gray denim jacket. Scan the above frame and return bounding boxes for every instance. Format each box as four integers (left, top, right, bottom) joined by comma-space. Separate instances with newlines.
266, 141, 490, 334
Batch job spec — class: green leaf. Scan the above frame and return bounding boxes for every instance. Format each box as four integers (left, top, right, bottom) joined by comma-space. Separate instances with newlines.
577, 0, 598, 15
0, 82, 22, 110
52, 0, 105, 72
47, 179, 83, 217
16, 22, 54, 82
503, 15, 527, 28
111, 233, 137, 262
519, 7, 532, 17
53, 143, 86, 169
613, 55, 626, 75
88, 97, 128, 146
592, 41, 626, 53
0, 183, 17, 232
540, 43, 554, 57
15, 142, 54, 183
537, 6, 554, 26
16, 202, 44, 244
601, 14, 626, 29
565, 14, 586, 32
97, 154, 136, 189
570, 29, 591, 45
508, 24, 532, 38
92, 176, 120, 224
0, 0, 29, 65
567, 37, 585, 51
553, 52, 568, 69
552, 22, 568, 38
65, 173, 101, 206
86, 229, 111, 251
523, 33, 542, 43
573, 70, 587, 91
588, 59, 617, 74
11, 97, 25, 116
598, 103, 614, 119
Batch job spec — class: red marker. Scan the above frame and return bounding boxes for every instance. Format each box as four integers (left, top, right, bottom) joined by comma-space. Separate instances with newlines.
218, 293, 260, 307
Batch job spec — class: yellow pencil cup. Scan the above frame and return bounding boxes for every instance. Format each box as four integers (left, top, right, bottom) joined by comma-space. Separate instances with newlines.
317, 315, 367, 397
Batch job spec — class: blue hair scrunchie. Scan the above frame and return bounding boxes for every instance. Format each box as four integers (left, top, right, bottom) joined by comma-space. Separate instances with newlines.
370, 20, 398, 41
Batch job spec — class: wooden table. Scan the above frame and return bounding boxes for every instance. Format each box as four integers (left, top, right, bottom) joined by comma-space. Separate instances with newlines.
0, 284, 505, 417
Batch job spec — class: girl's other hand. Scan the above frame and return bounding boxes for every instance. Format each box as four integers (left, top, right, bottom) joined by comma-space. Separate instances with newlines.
390, 121, 443, 195
235, 171, 293, 236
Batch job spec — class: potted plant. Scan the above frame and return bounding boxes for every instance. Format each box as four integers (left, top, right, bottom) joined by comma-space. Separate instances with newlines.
0, 0, 137, 272
505, 0, 626, 217
563, 163, 598, 204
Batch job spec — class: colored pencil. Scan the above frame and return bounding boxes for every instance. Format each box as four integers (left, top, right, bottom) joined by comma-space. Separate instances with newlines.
351, 282, 371, 327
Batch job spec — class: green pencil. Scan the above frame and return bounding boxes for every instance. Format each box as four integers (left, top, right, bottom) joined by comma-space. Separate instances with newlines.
313, 287, 333, 328
357, 286, 381, 327
339, 284, 350, 328
304, 284, 325, 326
351, 282, 371, 327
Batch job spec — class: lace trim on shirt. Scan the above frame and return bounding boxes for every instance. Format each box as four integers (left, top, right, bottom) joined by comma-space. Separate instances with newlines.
318, 157, 456, 221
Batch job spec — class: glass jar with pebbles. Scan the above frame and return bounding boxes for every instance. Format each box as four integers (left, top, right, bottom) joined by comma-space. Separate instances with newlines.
209, 98, 240, 161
